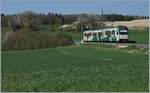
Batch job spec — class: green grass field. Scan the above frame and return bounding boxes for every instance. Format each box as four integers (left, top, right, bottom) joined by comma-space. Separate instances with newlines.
2, 44, 149, 92
1, 26, 149, 91
128, 28, 149, 44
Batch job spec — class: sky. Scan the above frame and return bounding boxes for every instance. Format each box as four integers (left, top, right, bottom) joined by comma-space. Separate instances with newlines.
1, 0, 149, 16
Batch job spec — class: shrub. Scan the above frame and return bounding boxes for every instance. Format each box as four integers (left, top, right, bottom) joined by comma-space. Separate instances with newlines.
2, 32, 19, 51
2, 31, 73, 51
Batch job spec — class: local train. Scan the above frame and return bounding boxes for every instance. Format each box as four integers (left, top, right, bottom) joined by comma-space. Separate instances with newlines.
83, 26, 128, 43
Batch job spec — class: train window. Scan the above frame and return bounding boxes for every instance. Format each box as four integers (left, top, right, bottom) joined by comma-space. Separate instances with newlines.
86, 33, 88, 36
119, 31, 128, 35
106, 31, 111, 35
88, 33, 92, 36
112, 30, 115, 35
105, 31, 108, 35
108, 31, 111, 35
98, 32, 102, 35
93, 33, 97, 36
117, 31, 119, 35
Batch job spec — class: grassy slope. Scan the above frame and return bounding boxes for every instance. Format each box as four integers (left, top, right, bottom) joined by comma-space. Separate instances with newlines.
2, 45, 149, 92
128, 30, 149, 44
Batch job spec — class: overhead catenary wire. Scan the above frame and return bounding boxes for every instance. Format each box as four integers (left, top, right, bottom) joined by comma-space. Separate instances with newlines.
93, 1, 139, 14
123, 4, 148, 15
93, 1, 147, 15
89, 1, 148, 29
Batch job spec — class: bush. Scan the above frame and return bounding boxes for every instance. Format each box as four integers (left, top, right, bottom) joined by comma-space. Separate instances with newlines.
2, 31, 73, 51
2, 32, 19, 51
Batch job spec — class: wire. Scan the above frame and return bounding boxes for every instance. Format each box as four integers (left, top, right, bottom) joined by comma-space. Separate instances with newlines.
116, 3, 148, 15
93, 1, 133, 14
127, 4, 147, 13
93, 1, 147, 15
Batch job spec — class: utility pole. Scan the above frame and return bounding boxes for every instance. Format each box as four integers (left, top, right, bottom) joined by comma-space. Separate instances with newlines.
101, 9, 103, 29
101, 9, 104, 43
101, 9, 106, 29
101, 9, 103, 16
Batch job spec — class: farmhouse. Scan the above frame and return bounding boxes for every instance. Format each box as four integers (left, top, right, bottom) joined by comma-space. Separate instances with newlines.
60, 24, 76, 32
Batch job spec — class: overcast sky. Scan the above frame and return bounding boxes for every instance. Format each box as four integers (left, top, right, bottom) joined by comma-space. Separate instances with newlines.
1, 0, 149, 16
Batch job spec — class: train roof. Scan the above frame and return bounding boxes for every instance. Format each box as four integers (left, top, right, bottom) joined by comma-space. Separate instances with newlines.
83, 28, 118, 33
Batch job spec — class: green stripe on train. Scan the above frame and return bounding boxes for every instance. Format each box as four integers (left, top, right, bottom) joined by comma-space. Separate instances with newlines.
92, 35, 117, 42
92, 35, 103, 41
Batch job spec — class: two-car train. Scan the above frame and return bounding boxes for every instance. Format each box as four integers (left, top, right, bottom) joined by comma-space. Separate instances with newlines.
83, 26, 128, 43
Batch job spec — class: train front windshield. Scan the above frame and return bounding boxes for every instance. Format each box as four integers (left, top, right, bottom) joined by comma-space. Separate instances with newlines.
119, 30, 128, 35
119, 26, 128, 35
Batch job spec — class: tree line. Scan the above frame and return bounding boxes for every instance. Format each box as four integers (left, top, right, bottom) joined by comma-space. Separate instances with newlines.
1, 11, 78, 28
1, 11, 148, 28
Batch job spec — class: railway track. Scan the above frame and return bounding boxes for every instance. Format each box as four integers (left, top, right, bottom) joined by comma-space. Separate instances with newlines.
77, 41, 149, 49
100, 43, 149, 49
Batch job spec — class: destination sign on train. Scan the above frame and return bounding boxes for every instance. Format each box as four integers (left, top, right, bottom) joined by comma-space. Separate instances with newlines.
120, 30, 127, 32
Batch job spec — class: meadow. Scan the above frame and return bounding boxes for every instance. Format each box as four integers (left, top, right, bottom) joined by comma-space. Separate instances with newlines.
1, 26, 149, 91
128, 28, 149, 44
2, 44, 149, 92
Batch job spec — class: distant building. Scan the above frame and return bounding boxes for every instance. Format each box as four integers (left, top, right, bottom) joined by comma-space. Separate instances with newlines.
60, 24, 76, 32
